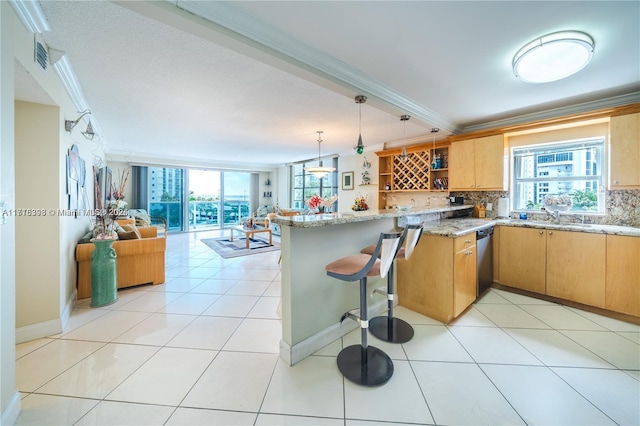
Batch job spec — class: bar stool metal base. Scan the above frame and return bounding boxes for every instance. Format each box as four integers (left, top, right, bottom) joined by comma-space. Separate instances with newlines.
369, 316, 414, 343
337, 344, 394, 386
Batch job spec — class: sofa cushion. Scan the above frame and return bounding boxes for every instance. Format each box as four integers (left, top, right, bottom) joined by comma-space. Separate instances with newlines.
256, 205, 275, 217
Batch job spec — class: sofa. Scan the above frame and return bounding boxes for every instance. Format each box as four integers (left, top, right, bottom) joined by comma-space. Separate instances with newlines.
75, 219, 166, 299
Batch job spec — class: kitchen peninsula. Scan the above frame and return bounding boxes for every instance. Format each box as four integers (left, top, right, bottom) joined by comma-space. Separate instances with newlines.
272, 205, 474, 365
273, 207, 640, 365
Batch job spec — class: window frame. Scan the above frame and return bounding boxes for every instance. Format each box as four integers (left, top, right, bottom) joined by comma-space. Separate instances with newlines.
511, 137, 605, 214
290, 157, 339, 211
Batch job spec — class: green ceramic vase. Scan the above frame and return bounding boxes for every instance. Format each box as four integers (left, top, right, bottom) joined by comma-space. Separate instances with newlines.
90, 239, 118, 307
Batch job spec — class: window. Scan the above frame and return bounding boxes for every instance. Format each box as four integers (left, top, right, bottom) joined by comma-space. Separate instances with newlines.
291, 158, 339, 210
512, 138, 604, 213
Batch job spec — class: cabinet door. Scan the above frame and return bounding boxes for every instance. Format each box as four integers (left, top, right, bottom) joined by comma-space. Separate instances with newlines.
453, 243, 476, 317
546, 230, 606, 307
449, 138, 476, 190
498, 227, 546, 294
474, 135, 506, 190
606, 235, 640, 316
610, 113, 640, 188
397, 235, 455, 323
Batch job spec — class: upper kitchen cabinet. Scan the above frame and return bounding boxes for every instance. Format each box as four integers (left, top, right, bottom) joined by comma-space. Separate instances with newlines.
610, 112, 640, 188
449, 134, 507, 191
375, 142, 449, 209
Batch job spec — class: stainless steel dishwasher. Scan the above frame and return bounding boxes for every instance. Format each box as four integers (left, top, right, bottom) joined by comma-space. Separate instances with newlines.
476, 226, 494, 296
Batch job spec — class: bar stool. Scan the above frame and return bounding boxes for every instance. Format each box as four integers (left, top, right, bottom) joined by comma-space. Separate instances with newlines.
325, 230, 405, 386
361, 223, 423, 343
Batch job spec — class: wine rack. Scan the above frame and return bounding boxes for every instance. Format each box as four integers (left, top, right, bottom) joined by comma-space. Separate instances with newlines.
393, 151, 431, 190
376, 143, 449, 209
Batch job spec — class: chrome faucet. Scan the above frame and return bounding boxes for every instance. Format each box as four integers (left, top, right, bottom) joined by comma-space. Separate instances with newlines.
541, 207, 560, 224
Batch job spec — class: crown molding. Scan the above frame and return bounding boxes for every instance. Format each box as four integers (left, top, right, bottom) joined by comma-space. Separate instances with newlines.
174, 0, 459, 134
461, 92, 640, 133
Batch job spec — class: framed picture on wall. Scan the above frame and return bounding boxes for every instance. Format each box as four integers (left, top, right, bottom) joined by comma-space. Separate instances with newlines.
342, 171, 354, 190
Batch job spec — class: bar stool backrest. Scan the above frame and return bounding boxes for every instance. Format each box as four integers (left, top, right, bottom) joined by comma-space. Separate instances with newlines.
403, 223, 424, 260
379, 230, 405, 278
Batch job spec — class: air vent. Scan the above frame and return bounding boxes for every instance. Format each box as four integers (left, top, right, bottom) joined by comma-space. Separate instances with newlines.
34, 36, 48, 71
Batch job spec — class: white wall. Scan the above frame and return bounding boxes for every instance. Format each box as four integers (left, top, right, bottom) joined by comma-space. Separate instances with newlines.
338, 152, 379, 211
0, 3, 19, 423
12, 8, 100, 342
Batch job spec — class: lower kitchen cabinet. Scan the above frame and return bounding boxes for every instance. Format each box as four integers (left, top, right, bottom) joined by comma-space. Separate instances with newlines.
606, 235, 640, 316
397, 233, 476, 323
546, 230, 606, 308
497, 227, 546, 293
496, 226, 627, 314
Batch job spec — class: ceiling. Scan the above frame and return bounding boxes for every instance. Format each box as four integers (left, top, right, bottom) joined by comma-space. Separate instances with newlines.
13, 1, 640, 169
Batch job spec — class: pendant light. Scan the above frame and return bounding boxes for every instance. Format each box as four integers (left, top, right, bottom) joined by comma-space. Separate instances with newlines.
398, 115, 410, 162
430, 127, 440, 169
304, 131, 335, 178
354, 95, 367, 154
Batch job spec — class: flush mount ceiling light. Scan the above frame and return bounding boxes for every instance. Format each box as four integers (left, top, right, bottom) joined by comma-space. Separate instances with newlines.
305, 131, 336, 179
354, 95, 367, 154
398, 115, 411, 163
512, 30, 595, 83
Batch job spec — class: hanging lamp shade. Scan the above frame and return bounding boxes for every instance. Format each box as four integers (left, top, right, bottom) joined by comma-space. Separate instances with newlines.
354, 95, 367, 154
305, 131, 335, 178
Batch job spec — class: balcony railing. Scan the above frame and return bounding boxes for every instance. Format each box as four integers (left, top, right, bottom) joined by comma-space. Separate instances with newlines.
149, 200, 251, 231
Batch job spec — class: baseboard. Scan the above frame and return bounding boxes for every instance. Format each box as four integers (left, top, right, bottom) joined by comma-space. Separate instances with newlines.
1, 391, 21, 425
279, 299, 387, 366
15, 292, 75, 344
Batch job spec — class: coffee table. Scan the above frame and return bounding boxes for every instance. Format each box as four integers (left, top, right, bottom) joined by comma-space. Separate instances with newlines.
229, 225, 273, 249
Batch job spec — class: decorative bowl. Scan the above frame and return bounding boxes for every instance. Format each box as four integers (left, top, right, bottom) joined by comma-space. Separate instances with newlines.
544, 204, 571, 212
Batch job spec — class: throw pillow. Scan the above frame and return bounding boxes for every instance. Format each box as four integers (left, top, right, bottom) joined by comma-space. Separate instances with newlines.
128, 209, 151, 227
118, 223, 141, 240
79, 230, 94, 244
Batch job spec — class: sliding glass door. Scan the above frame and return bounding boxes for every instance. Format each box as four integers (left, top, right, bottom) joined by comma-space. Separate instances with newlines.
142, 167, 253, 232
222, 172, 251, 225
188, 169, 221, 230
148, 167, 185, 231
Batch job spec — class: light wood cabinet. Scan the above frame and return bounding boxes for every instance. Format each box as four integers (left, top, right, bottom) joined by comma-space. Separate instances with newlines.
497, 227, 546, 293
449, 134, 506, 191
376, 143, 449, 209
453, 238, 477, 317
397, 234, 476, 323
610, 113, 640, 188
546, 230, 606, 308
605, 235, 640, 316
497, 226, 608, 310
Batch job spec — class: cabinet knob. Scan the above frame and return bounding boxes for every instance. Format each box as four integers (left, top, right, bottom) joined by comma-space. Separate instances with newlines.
548, 231, 553, 236
539, 231, 544, 235
465, 239, 471, 243
465, 250, 473, 255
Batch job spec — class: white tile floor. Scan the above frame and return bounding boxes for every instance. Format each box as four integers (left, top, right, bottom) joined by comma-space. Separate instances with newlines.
15, 229, 640, 425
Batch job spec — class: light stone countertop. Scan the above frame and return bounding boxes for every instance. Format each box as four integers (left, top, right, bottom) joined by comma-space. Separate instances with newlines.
422, 217, 640, 238
271, 205, 473, 228
273, 206, 640, 238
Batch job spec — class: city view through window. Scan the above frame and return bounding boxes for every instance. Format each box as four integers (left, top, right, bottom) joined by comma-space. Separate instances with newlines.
512, 138, 604, 213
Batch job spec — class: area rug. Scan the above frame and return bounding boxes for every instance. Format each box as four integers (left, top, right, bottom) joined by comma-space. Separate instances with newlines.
200, 236, 280, 259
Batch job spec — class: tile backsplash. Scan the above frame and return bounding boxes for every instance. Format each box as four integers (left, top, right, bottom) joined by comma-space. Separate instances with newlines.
451, 189, 640, 227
